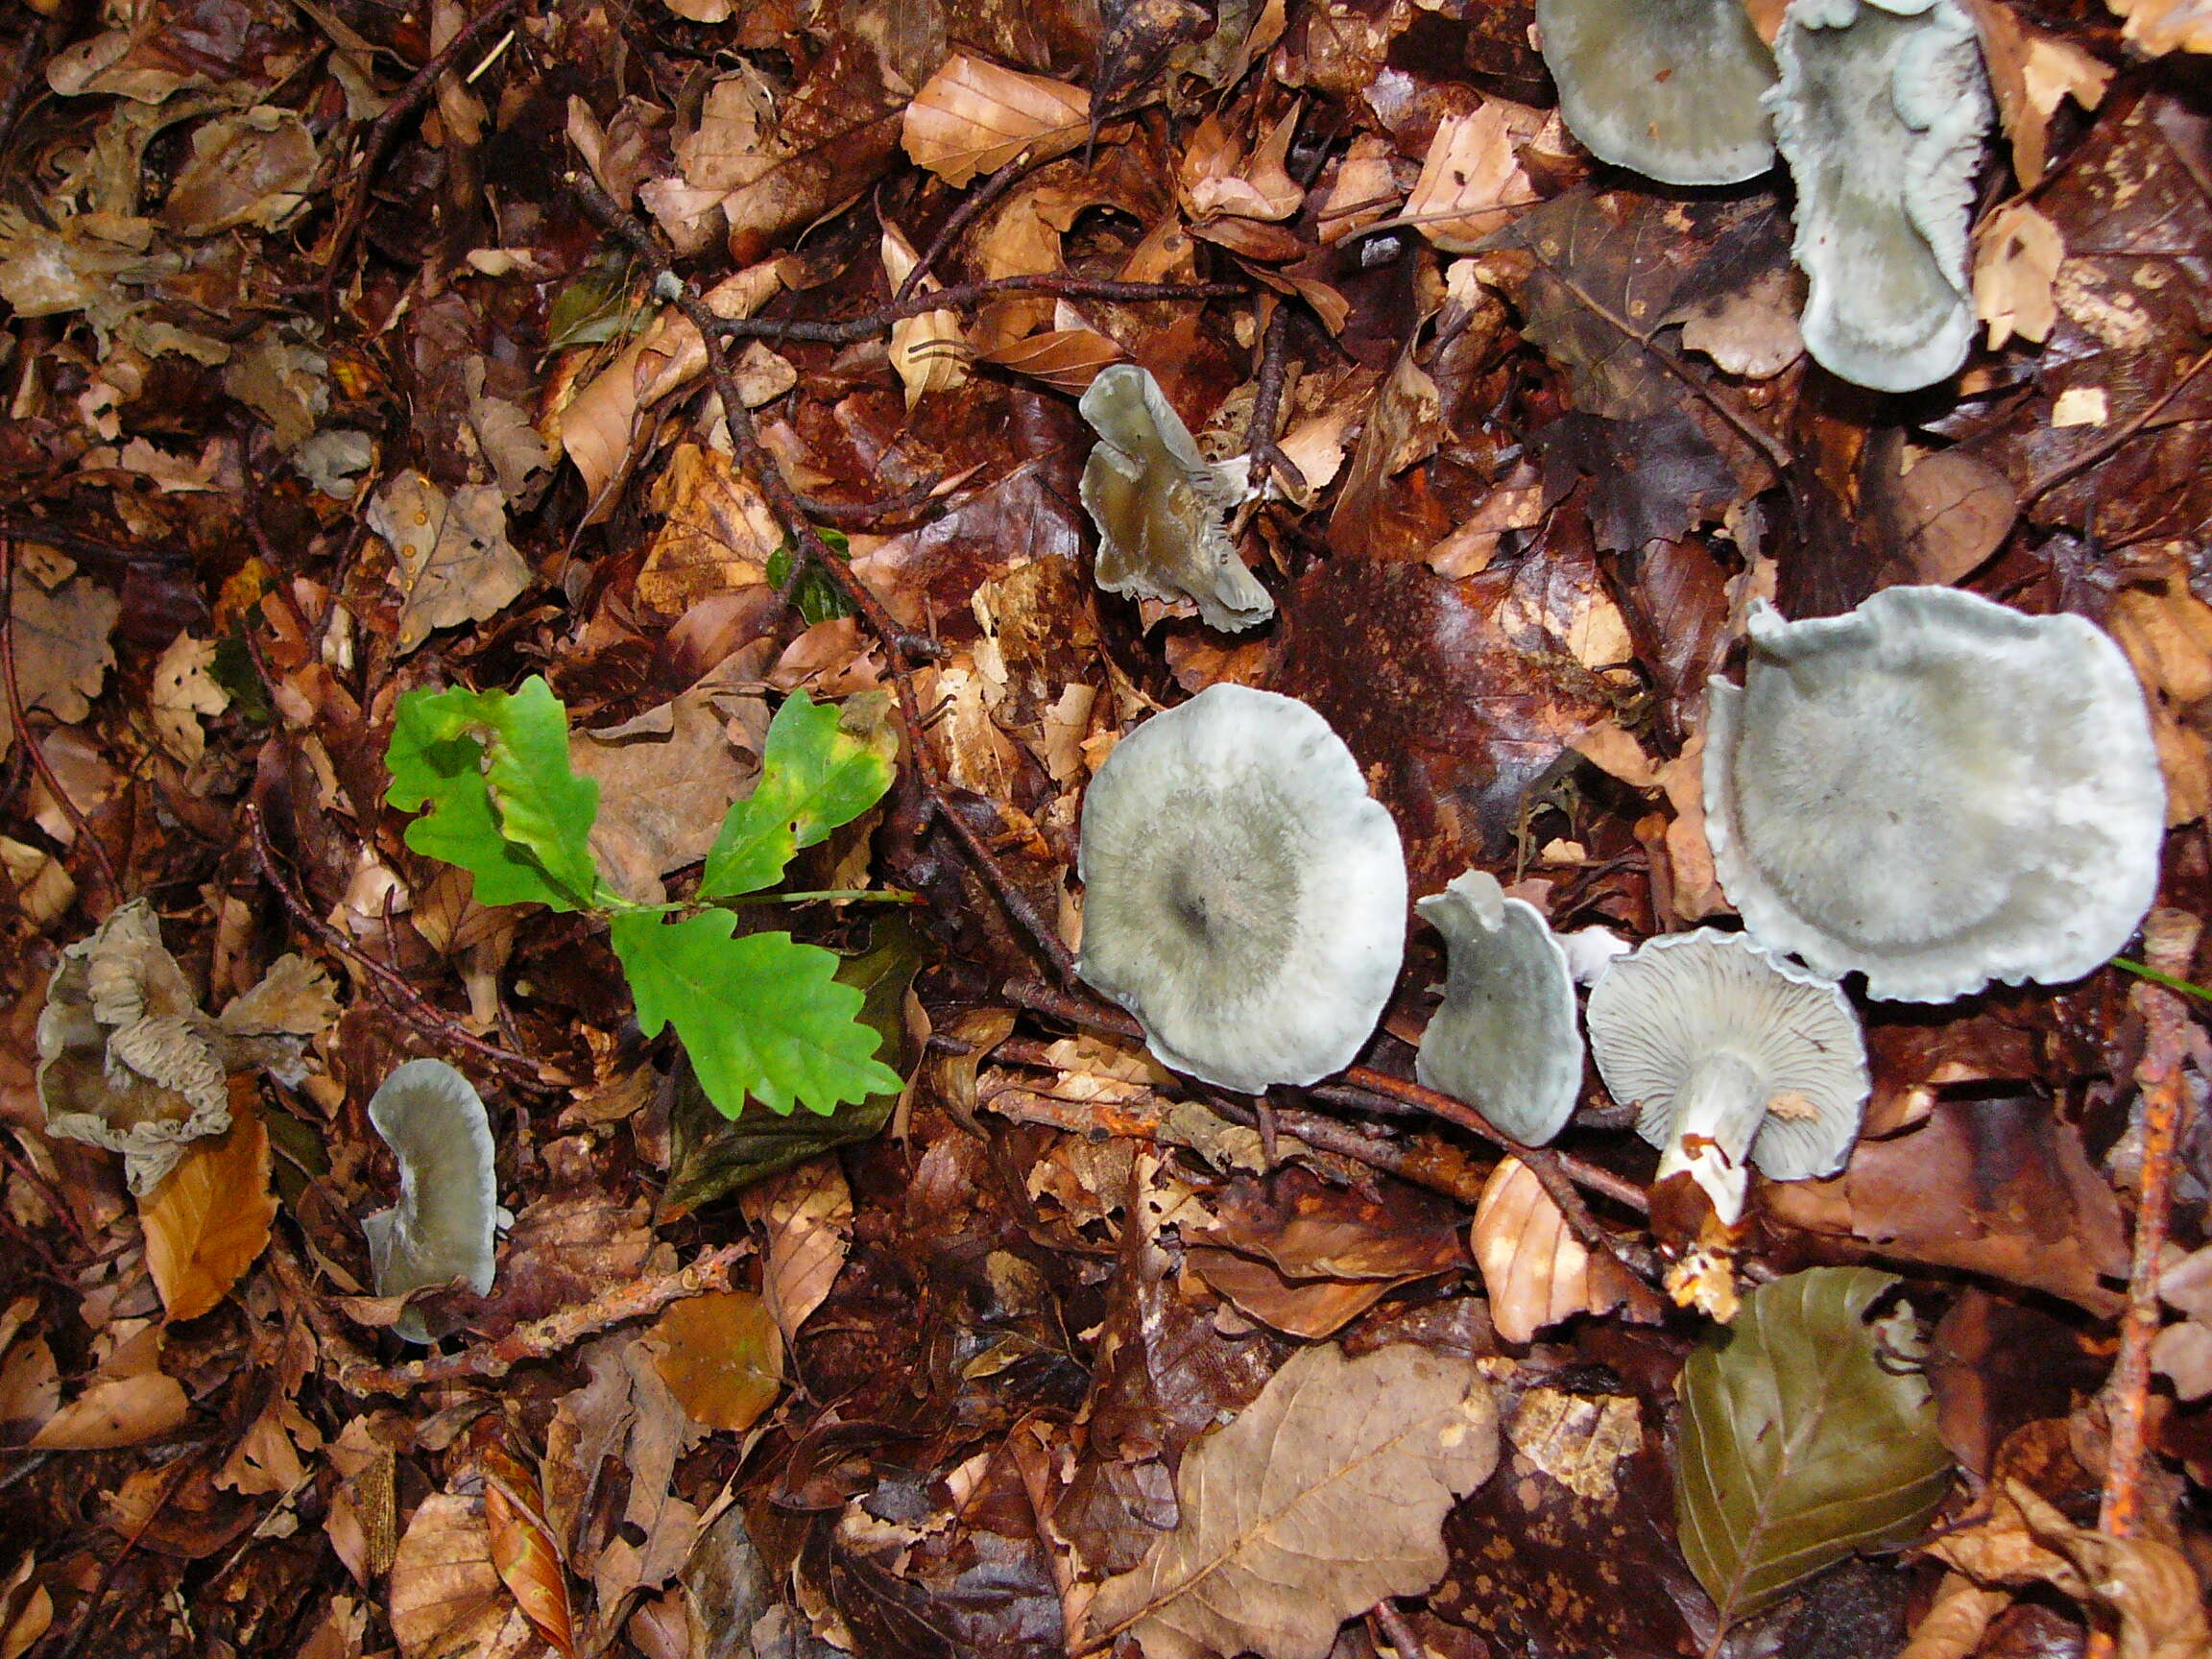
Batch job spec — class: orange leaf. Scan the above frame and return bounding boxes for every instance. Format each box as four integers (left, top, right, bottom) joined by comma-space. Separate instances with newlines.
481, 1448, 575, 1658
1471, 1158, 1643, 1344
650, 1290, 782, 1431
139, 1082, 276, 1323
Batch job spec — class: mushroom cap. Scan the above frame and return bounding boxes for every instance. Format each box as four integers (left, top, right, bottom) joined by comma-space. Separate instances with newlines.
363, 1058, 499, 1341
1704, 587, 2165, 1002
1077, 684, 1407, 1093
1535, 0, 1778, 186
1415, 870, 1584, 1145
1586, 929, 1868, 1181
1079, 364, 1273, 634
1767, 0, 1990, 392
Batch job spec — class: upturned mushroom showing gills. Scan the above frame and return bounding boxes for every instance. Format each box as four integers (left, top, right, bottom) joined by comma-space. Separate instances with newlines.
362, 1058, 500, 1343
1076, 683, 1407, 1094
1767, 0, 1991, 392
1078, 364, 1273, 634
1534, 0, 1779, 186
1586, 929, 1868, 1231
1415, 870, 1583, 1146
1704, 586, 2164, 1002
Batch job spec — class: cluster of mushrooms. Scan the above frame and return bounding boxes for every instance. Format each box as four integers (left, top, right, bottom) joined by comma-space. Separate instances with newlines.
1075, 587, 2166, 1317
1538, 0, 1993, 393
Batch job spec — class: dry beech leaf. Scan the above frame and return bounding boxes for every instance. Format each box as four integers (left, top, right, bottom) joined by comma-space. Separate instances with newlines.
881, 223, 970, 409
1472, 1157, 1643, 1345
30, 1368, 189, 1451
140, 1088, 276, 1323
1892, 450, 2019, 586
388, 1489, 538, 1659
366, 469, 532, 657
902, 54, 1091, 188
1975, 200, 2064, 350
1401, 102, 1543, 252
1087, 1342, 1498, 1659
1921, 1477, 2212, 1659
1965, 0, 2112, 185
978, 321, 1126, 393
2104, 0, 2212, 57
0, 1552, 51, 1659
481, 1445, 576, 1658
649, 1291, 783, 1432
1179, 107, 1304, 225
740, 1156, 853, 1341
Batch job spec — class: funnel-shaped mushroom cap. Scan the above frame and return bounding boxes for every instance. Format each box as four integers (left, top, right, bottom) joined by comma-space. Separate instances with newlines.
1079, 365, 1272, 634
1767, 0, 1990, 392
362, 1059, 498, 1342
1588, 929, 1867, 1186
1705, 587, 2164, 1002
1415, 870, 1583, 1145
1535, 0, 1778, 186
1077, 684, 1407, 1093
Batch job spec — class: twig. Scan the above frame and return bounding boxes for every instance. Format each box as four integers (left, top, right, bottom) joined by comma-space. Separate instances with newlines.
1, 538, 123, 902
1001, 976, 1651, 1216
1243, 301, 1309, 496
895, 150, 1051, 302
571, 174, 1084, 987
1367, 1599, 1424, 1659
57, 1452, 197, 1659
711, 273, 1249, 346
339, 1241, 749, 1394
1523, 253, 1793, 479
796, 477, 942, 527
320, 0, 531, 295
243, 803, 553, 1088
2025, 343, 2212, 510
0, 521, 186, 571
2100, 907, 2202, 1538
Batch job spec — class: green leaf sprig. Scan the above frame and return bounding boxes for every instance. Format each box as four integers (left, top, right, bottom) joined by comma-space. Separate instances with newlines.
386, 676, 903, 1118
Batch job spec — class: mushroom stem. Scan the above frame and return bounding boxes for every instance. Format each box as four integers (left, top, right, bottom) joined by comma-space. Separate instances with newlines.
1651, 1050, 1766, 1225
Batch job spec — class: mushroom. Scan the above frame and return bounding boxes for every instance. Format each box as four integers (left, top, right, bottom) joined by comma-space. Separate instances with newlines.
1767, 0, 1991, 392
1077, 683, 1407, 1093
1415, 870, 1583, 1146
1704, 586, 2165, 1002
1586, 928, 1867, 1231
362, 1059, 500, 1343
1079, 364, 1273, 633
1534, 0, 1779, 186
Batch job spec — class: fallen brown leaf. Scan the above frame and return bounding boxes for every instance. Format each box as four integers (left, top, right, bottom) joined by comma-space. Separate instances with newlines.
649, 1292, 782, 1433
740, 1155, 853, 1342
1472, 1158, 1645, 1344
901, 54, 1092, 188
1087, 1343, 1498, 1659
140, 1087, 276, 1324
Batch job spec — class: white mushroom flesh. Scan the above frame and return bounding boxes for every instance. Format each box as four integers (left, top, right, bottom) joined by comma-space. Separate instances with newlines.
1077, 684, 1406, 1093
364, 1058, 500, 1342
1536, 0, 1779, 186
1705, 587, 2165, 1001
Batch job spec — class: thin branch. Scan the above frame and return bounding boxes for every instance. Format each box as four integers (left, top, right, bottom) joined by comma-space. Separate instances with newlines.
1522, 252, 1794, 479
320, 0, 531, 295
1, 538, 123, 902
570, 173, 1084, 987
2025, 342, 2212, 509
1243, 300, 1308, 496
711, 273, 1249, 346
2100, 907, 2202, 1538
895, 150, 1052, 302
1001, 976, 1651, 1216
243, 804, 555, 1088
338, 1241, 749, 1395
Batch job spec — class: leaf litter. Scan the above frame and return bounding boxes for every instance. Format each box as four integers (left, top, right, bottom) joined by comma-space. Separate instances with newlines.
0, 2, 2210, 1657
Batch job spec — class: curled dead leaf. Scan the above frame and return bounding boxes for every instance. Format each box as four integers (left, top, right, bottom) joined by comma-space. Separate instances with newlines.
1472, 1157, 1645, 1344
902, 54, 1091, 188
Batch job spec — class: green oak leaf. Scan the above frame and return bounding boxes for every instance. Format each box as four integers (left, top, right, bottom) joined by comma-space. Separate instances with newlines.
386, 678, 605, 912
1674, 1266, 1953, 1633
700, 689, 895, 900
610, 908, 903, 1117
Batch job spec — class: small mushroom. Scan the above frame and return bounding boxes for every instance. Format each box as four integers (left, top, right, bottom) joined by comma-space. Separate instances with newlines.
1535, 0, 1779, 185
362, 1059, 499, 1343
1077, 683, 1407, 1093
1767, 0, 1991, 391
1079, 364, 1273, 633
1704, 587, 2165, 1002
1586, 928, 1868, 1230
1415, 870, 1583, 1146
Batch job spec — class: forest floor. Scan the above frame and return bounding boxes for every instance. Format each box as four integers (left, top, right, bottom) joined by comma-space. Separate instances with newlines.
0, 0, 2209, 1656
